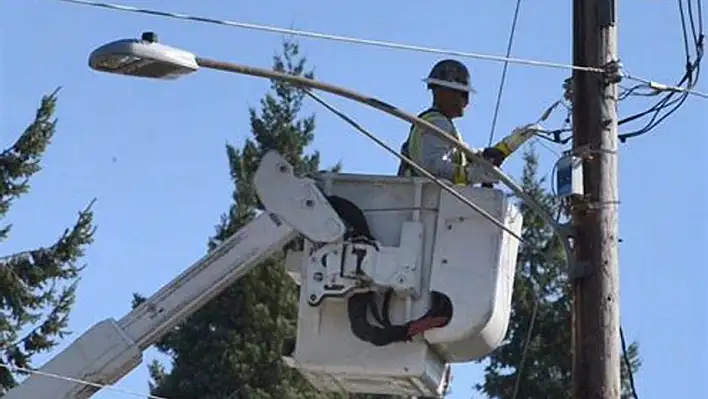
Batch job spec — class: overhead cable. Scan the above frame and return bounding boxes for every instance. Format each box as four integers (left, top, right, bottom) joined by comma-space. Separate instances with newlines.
620, 326, 640, 399
510, 289, 539, 399
623, 74, 707, 98
0, 363, 171, 399
56, 0, 708, 102
56, 0, 604, 73
487, 0, 524, 147
617, 0, 704, 141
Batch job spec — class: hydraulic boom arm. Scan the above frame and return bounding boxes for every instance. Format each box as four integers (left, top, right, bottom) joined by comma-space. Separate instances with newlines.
5, 151, 346, 399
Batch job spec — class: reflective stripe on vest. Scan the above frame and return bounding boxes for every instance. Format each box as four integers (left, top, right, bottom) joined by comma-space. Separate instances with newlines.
403, 109, 467, 185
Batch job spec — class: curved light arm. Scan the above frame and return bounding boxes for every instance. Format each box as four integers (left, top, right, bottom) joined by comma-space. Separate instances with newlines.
194, 56, 575, 269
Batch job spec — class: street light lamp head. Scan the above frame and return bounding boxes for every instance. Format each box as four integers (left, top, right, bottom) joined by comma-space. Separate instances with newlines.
88, 32, 199, 80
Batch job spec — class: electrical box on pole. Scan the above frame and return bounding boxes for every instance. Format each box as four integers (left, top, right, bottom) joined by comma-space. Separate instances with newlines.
556, 153, 584, 198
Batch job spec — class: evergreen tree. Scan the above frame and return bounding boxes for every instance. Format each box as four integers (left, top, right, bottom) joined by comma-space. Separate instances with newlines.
475, 146, 641, 398
0, 90, 96, 394
131, 39, 361, 399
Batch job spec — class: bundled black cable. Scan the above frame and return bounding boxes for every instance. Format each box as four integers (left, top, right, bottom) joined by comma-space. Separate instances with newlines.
348, 290, 453, 347
618, 0, 704, 142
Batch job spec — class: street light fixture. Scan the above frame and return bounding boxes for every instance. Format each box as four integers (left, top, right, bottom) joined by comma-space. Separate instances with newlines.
89, 32, 199, 79
87, 32, 573, 268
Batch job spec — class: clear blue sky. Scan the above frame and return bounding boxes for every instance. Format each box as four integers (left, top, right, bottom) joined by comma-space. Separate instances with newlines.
2, 1, 706, 398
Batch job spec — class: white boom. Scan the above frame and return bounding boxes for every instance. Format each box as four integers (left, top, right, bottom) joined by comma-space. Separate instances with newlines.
4, 151, 347, 399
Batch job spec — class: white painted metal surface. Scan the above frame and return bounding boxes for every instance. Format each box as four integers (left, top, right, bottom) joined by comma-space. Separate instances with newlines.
425, 186, 522, 362
284, 173, 522, 397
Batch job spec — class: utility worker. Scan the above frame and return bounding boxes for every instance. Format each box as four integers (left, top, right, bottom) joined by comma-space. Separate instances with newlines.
398, 59, 534, 186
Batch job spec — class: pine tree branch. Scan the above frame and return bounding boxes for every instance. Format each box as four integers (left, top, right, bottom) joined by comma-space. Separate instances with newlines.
4, 280, 78, 360
0, 89, 100, 391
0, 198, 96, 386
1, 198, 95, 285
0, 87, 61, 217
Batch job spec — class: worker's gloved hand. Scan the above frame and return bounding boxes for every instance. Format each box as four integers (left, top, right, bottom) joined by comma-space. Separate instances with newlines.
466, 162, 499, 185
481, 147, 506, 167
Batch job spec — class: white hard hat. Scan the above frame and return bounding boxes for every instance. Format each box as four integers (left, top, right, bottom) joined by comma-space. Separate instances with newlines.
423, 59, 477, 94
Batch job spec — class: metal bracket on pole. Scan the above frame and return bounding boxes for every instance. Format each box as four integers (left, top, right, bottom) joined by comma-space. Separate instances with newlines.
555, 222, 589, 280
602, 60, 623, 85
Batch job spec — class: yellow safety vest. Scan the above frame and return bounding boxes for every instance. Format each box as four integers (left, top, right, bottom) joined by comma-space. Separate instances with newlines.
398, 109, 468, 185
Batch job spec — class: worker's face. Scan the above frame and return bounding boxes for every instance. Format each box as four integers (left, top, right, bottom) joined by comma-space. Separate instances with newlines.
435, 88, 469, 118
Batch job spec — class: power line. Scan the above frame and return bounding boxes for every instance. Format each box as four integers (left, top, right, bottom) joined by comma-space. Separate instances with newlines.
616, 0, 704, 141
487, 0, 524, 147
510, 291, 539, 399
56, 0, 708, 104
620, 326, 640, 399
623, 74, 707, 99
0, 363, 171, 399
56, 0, 604, 73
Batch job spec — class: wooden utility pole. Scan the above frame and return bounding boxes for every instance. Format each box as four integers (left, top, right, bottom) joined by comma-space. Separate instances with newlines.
570, 0, 622, 397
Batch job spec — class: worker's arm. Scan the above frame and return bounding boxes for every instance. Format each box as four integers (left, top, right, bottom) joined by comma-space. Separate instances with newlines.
413, 117, 460, 181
